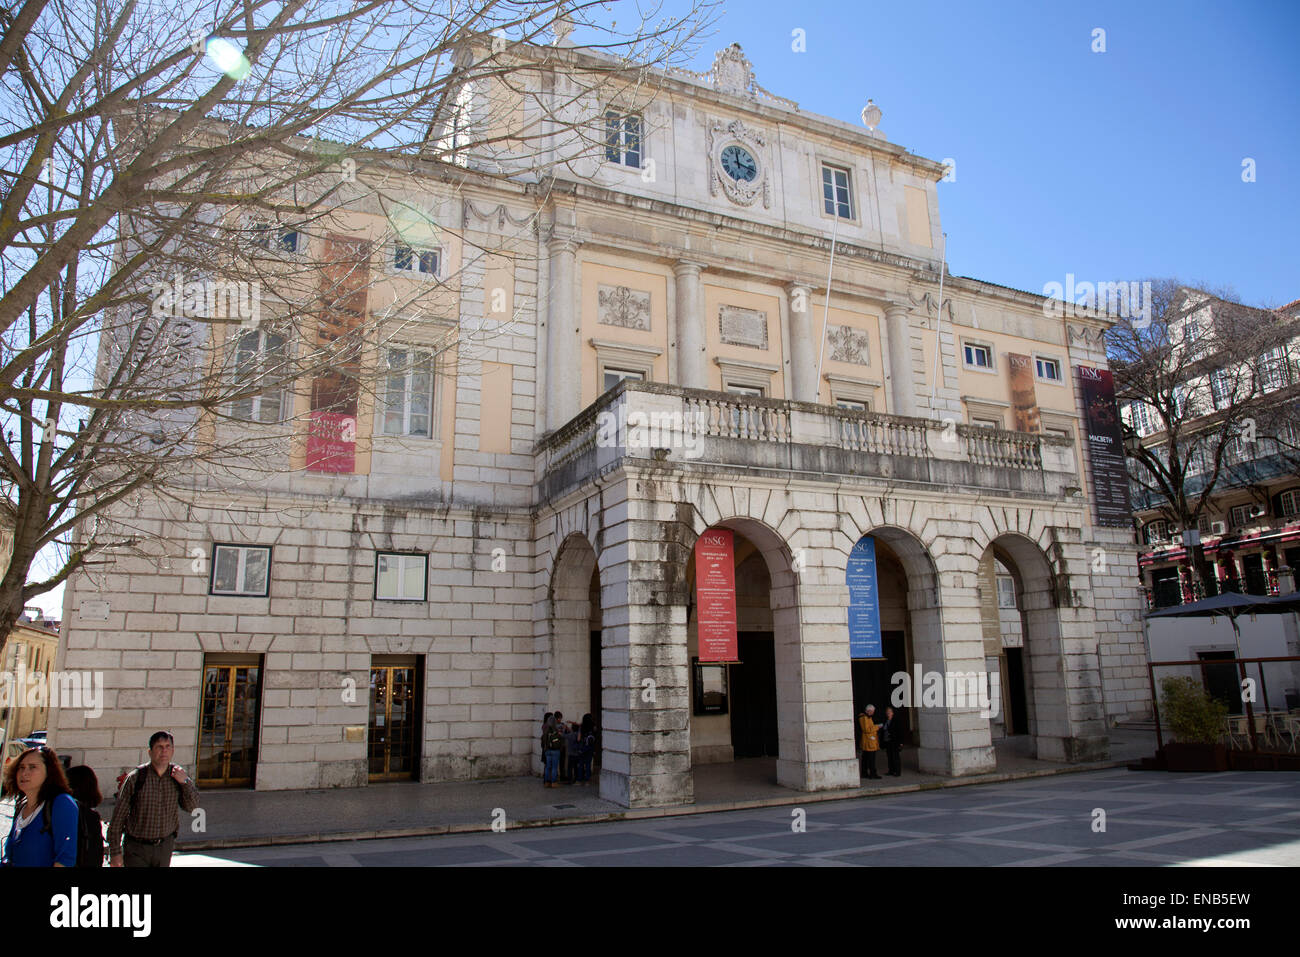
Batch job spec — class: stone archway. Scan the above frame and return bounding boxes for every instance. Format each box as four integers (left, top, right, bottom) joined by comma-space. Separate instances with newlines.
548, 533, 601, 751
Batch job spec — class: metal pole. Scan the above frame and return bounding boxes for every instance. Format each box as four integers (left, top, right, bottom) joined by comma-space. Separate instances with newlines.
813, 213, 841, 400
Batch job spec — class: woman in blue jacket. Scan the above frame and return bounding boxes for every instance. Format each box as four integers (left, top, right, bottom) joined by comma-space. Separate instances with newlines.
2, 746, 78, 867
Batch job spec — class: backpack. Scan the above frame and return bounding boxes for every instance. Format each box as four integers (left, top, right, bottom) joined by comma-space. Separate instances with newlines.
581, 732, 596, 756
132, 763, 182, 803
40, 795, 105, 867
542, 729, 563, 751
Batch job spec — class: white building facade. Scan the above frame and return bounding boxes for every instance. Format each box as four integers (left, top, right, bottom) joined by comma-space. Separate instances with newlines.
54, 43, 1150, 807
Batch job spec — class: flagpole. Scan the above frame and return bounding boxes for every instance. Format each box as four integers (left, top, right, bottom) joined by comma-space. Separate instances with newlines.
813, 212, 841, 402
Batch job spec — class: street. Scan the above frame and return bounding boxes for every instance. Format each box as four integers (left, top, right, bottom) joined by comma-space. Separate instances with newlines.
175, 768, 1300, 867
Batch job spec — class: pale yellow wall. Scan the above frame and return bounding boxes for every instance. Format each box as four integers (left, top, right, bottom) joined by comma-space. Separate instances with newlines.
809, 299, 884, 407
479, 361, 513, 454
702, 282, 787, 396
578, 256, 671, 408
439, 342, 458, 483
952, 323, 1075, 421
904, 185, 932, 248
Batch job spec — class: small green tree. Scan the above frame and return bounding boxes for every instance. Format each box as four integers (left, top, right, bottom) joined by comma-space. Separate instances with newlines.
1159, 675, 1228, 744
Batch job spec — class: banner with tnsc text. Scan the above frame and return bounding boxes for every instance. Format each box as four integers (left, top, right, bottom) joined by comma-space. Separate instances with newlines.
847, 536, 883, 658
1007, 353, 1041, 433
695, 528, 738, 662
1077, 364, 1133, 527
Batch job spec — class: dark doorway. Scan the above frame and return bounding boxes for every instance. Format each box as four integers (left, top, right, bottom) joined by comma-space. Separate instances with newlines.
589, 629, 602, 766
368, 656, 421, 781
1151, 567, 1182, 608
1198, 651, 1240, 715
1005, 647, 1029, 735
730, 632, 778, 758
197, 655, 262, 788
850, 631, 909, 744
1242, 554, 1267, 595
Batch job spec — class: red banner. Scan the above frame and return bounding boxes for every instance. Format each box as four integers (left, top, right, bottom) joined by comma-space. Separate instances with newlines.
695, 528, 737, 662
306, 410, 357, 473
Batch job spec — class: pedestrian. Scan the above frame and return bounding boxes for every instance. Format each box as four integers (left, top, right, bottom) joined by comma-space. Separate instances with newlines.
576, 713, 597, 785
541, 714, 563, 788
1, 746, 78, 866
66, 765, 106, 866
858, 705, 881, 780
563, 721, 581, 784
107, 731, 200, 867
880, 706, 902, 777
554, 711, 568, 783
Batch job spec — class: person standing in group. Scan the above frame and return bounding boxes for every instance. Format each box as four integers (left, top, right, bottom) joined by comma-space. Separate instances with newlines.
563, 721, 581, 784
1, 746, 78, 867
107, 731, 200, 867
554, 711, 568, 783
857, 705, 881, 780
879, 706, 903, 777
541, 714, 563, 788
66, 765, 106, 866
576, 713, 597, 786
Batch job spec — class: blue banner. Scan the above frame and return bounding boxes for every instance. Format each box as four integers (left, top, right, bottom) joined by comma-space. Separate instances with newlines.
847, 536, 882, 658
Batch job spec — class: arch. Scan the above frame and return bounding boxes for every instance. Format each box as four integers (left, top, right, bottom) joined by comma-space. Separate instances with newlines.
548, 532, 600, 727
986, 532, 1070, 759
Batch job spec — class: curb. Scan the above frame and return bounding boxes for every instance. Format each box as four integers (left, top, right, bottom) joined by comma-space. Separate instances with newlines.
176, 755, 1136, 853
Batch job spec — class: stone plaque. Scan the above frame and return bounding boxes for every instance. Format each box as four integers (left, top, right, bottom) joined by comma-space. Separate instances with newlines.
79, 600, 110, 621
719, 305, 768, 349
827, 325, 870, 365
344, 725, 366, 743
597, 285, 651, 330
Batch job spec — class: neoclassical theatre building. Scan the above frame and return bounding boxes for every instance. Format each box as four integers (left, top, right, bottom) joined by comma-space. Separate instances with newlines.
55, 42, 1150, 807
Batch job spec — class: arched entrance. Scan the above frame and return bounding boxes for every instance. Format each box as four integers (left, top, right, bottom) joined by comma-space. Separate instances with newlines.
549, 534, 603, 770
685, 519, 802, 785
846, 527, 944, 773
981, 534, 1068, 763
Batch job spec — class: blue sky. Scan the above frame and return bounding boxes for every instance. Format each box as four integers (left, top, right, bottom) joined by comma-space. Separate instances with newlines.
658, 0, 1299, 307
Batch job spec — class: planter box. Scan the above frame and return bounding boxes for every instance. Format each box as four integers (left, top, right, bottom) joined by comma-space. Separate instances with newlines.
1162, 742, 1229, 772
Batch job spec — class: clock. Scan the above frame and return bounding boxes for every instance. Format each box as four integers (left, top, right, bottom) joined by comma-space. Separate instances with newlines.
720, 144, 758, 182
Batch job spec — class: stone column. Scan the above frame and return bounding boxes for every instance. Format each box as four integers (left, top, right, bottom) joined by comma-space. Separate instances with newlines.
674, 261, 708, 390
884, 302, 918, 418
597, 494, 694, 808
546, 236, 581, 432
786, 282, 816, 403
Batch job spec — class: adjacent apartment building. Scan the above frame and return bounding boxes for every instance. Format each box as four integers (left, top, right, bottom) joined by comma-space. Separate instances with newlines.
1123, 293, 1300, 609
53, 40, 1149, 807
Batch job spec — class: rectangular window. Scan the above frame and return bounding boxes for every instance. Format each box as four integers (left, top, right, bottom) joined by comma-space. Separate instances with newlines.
1143, 521, 1168, 545
604, 112, 641, 168
821, 164, 853, 219
375, 553, 428, 602
603, 367, 644, 392
382, 348, 435, 438
1035, 357, 1061, 381
971, 416, 1001, 429
995, 576, 1016, 609
210, 545, 271, 596
963, 343, 993, 369
394, 244, 440, 278
835, 398, 870, 411
1210, 369, 1231, 408
725, 383, 765, 397
1280, 489, 1300, 518
230, 330, 287, 423
250, 221, 299, 253
1229, 503, 1263, 528
1127, 400, 1156, 436
1258, 347, 1290, 392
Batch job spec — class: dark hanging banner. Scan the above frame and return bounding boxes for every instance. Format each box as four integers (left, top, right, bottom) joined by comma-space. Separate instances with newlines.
1077, 365, 1133, 527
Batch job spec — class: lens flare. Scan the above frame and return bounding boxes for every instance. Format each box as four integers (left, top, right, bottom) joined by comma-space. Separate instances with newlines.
205, 37, 251, 81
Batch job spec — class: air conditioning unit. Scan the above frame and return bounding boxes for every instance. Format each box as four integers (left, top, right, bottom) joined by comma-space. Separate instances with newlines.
1249, 505, 1267, 519
1168, 532, 1182, 544
1210, 521, 1226, 535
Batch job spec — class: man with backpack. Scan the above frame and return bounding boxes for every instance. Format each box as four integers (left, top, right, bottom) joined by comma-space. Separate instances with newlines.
107, 731, 200, 867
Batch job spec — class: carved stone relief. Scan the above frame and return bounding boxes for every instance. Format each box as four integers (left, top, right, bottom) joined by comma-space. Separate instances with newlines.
827, 325, 870, 365
597, 285, 651, 330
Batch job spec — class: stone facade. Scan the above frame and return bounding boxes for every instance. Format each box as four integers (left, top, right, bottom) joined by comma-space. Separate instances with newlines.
53, 40, 1149, 807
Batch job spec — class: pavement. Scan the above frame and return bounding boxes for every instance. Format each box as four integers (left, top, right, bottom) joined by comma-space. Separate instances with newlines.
0, 727, 1161, 852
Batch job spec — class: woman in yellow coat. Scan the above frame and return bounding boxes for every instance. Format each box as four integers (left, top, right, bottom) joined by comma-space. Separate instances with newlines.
858, 704, 881, 780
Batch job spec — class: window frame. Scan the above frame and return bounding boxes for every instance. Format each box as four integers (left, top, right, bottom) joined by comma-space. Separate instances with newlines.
603, 111, 642, 169
1279, 488, 1300, 518
228, 328, 289, 424
380, 345, 438, 439
1034, 354, 1062, 383
602, 366, 646, 393
209, 544, 272, 597
246, 217, 303, 257
820, 162, 854, 220
391, 242, 442, 280
961, 340, 996, 373
1228, 503, 1264, 528
374, 551, 428, 602
995, 575, 1017, 609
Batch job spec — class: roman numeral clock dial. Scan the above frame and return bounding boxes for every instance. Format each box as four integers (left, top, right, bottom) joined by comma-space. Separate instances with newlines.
721, 144, 758, 182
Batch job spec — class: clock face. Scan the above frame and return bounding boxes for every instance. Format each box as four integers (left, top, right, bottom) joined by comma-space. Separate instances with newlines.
720, 144, 758, 182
